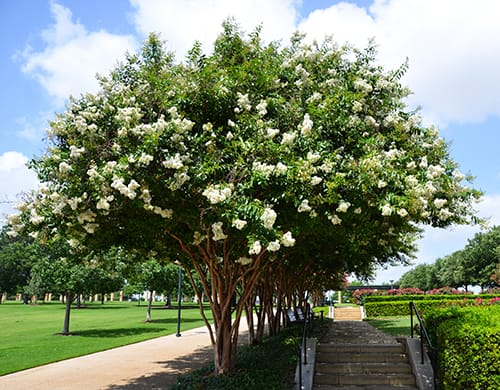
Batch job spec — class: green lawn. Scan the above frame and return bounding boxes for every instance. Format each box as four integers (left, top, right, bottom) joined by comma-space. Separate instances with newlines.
366, 316, 412, 337
0, 300, 212, 376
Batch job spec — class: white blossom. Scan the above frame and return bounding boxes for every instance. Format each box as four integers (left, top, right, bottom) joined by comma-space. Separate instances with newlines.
77, 210, 97, 224
237, 256, 253, 265
336, 201, 351, 213
378, 180, 387, 189
232, 219, 247, 230
58, 162, 72, 174
298, 199, 311, 213
261, 208, 277, 230
202, 184, 232, 204
267, 240, 281, 252
299, 113, 313, 135
427, 165, 445, 179
381, 204, 393, 216
256, 100, 267, 117
163, 153, 183, 169
281, 231, 296, 247
193, 231, 206, 245
67, 238, 80, 248
69, 145, 85, 159
397, 208, 408, 218
29, 209, 44, 225
138, 153, 154, 166
249, 240, 262, 255
153, 206, 173, 219
310, 176, 322, 186
266, 128, 280, 139
306, 152, 321, 163
438, 208, 453, 221
237, 92, 251, 111
84, 223, 99, 234
328, 214, 342, 225
434, 198, 447, 209
212, 222, 227, 241
353, 78, 373, 93
275, 162, 288, 175
281, 131, 297, 145
354, 207, 362, 214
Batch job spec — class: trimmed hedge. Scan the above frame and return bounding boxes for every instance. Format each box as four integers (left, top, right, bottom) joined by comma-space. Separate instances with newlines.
363, 294, 500, 303
424, 305, 500, 390
364, 297, 500, 317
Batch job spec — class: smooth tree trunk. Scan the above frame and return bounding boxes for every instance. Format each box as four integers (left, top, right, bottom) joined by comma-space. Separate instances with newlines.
146, 290, 153, 322
61, 292, 74, 335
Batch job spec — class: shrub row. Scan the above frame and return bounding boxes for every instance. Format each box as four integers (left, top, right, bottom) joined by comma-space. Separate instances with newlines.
424, 305, 500, 390
364, 297, 500, 317
364, 293, 498, 303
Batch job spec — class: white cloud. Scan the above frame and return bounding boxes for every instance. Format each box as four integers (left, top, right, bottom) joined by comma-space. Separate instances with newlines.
297, 0, 500, 127
0, 152, 39, 224
21, 1, 137, 104
130, 0, 299, 60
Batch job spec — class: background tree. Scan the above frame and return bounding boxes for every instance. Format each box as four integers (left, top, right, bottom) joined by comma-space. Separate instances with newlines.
128, 259, 177, 322
461, 226, 500, 290
9, 23, 481, 374
0, 228, 36, 302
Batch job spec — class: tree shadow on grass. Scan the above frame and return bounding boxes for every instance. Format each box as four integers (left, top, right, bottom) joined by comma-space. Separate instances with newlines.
103, 345, 214, 390
74, 327, 166, 338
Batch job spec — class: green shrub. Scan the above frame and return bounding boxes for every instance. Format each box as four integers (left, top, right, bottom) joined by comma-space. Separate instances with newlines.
171, 326, 300, 389
424, 305, 500, 390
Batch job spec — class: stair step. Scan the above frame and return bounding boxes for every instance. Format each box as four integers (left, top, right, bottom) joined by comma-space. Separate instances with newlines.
317, 343, 405, 354
315, 362, 413, 375
316, 351, 408, 363
312, 385, 419, 389
314, 373, 416, 386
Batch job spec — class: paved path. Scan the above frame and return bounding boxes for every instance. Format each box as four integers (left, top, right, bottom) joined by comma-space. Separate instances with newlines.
0, 322, 251, 390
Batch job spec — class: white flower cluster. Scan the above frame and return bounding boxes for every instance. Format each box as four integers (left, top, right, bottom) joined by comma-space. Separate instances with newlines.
281, 231, 296, 247
111, 177, 140, 199
299, 113, 313, 135
252, 161, 287, 178
69, 145, 85, 159
249, 240, 262, 255
163, 153, 184, 169
212, 222, 227, 241
237, 256, 253, 265
256, 100, 267, 117
328, 214, 342, 225
236, 92, 251, 111
336, 201, 351, 213
202, 184, 233, 204
353, 78, 373, 94
232, 219, 247, 230
260, 207, 277, 230
267, 240, 280, 252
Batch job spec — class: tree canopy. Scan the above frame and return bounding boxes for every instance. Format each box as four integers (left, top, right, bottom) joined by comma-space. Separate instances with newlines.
8, 22, 481, 373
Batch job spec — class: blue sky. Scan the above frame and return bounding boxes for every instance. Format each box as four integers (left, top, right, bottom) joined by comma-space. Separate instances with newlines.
1, 0, 500, 284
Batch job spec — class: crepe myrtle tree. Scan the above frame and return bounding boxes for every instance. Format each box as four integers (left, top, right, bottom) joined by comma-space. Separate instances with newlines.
9, 22, 481, 373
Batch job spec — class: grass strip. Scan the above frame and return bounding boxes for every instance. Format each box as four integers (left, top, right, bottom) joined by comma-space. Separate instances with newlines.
0, 300, 212, 375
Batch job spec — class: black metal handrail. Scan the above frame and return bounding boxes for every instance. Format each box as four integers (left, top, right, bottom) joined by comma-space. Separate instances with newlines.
410, 301, 438, 388
296, 305, 313, 389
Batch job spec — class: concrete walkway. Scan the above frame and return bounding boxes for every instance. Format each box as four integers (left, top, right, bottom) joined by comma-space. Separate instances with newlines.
0, 322, 251, 390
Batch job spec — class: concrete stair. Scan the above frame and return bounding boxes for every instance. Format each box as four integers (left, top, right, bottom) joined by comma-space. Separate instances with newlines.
313, 322, 418, 389
334, 306, 362, 321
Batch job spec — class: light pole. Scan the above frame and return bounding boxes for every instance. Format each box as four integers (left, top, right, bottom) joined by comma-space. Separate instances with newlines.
176, 265, 182, 337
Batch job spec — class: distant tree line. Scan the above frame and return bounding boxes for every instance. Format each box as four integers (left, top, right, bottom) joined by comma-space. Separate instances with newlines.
398, 225, 500, 291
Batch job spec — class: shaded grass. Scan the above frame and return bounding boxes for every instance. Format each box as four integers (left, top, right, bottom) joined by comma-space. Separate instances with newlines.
366, 315, 412, 337
0, 300, 212, 375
